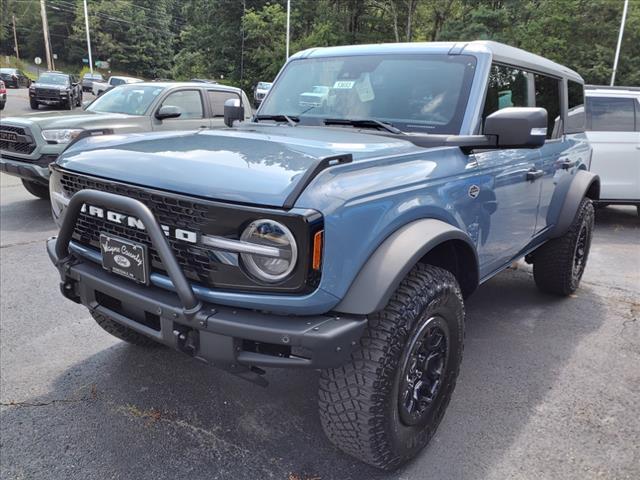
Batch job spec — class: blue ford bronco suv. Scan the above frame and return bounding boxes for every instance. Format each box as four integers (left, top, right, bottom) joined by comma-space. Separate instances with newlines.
47, 41, 599, 469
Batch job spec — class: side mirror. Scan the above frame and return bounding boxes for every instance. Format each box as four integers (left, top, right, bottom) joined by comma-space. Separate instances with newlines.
155, 105, 182, 120
484, 107, 547, 149
81, 100, 93, 110
224, 98, 244, 127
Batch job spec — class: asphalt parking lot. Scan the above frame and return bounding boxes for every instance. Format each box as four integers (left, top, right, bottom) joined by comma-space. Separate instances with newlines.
0, 127, 639, 478
2, 86, 96, 117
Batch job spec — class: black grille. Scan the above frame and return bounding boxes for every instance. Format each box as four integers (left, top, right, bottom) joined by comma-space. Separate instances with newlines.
35, 88, 62, 100
0, 125, 36, 155
61, 172, 219, 285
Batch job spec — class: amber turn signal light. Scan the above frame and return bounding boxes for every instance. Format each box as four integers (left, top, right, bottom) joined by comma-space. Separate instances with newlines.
312, 230, 323, 270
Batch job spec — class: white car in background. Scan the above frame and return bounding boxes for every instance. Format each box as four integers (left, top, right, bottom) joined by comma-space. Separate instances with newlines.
253, 81, 272, 107
585, 85, 640, 214
92, 75, 144, 96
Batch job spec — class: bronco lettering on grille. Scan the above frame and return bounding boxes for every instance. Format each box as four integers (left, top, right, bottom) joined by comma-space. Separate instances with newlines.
81, 204, 198, 244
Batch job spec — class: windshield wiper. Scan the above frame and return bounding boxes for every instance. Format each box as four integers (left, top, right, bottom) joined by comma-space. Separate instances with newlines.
323, 118, 404, 135
254, 114, 299, 127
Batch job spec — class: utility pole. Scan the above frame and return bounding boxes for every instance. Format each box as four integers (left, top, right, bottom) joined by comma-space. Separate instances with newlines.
40, 0, 52, 70
83, 0, 93, 74
285, 0, 291, 60
611, 0, 629, 86
12, 14, 19, 60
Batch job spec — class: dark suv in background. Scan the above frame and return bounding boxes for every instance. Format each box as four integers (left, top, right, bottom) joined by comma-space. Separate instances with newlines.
0, 68, 31, 88
30, 71, 82, 110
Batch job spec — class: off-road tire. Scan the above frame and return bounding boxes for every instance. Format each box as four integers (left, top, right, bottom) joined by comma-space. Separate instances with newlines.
91, 310, 160, 347
533, 197, 594, 295
30, 99, 38, 110
21, 179, 50, 199
318, 264, 465, 470
76, 91, 82, 107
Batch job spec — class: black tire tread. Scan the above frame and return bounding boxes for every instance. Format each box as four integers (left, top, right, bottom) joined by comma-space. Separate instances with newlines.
318, 264, 464, 470
91, 310, 160, 347
533, 197, 594, 295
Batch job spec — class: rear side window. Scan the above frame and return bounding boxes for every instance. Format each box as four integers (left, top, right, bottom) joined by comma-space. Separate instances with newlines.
533, 73, 561, 139
566, 81, 585, 134
208, 90, 240, 117
586, 97, 636, 132
482, 64, 532, 124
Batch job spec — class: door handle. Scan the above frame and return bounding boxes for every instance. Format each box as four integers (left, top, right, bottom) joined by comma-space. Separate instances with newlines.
559, 159, 578, 169
526, 168, 544, 181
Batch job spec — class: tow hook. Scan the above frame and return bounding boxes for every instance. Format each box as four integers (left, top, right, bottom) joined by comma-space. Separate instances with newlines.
173, 324, 199, 356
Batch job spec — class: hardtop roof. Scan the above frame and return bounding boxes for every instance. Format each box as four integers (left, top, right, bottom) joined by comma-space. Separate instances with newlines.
292, 40, 584, 83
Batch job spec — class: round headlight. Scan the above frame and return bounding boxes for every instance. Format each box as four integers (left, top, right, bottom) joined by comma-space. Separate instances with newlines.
240, 219, 297, 283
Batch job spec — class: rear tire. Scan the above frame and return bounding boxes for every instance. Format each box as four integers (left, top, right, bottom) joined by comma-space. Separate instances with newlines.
532, 197, 594, 295
318, 264, 465, 470
21, 179, 50, 199
91, 311, 161, 347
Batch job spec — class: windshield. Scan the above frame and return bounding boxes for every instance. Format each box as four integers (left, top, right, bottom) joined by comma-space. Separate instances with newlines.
87, 84, 164, 115
84, 73, 103, 80
37, 73, 69, 85
257, 82, 272, 90
0, 68, 17, 74
260, 54, 477, 134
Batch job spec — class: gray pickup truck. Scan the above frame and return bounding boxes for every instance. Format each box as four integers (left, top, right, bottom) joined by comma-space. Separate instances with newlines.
0, 82, 251, 198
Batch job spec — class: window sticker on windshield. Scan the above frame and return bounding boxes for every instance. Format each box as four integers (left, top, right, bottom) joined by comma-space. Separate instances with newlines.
333, 80, 355, 89
356, 74, 375, 102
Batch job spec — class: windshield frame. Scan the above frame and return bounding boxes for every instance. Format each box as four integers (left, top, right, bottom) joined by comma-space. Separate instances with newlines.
258, 53, 478, 135
86, 84, 166, 115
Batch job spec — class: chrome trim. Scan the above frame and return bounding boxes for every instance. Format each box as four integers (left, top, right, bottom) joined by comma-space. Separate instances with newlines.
201, 234, 288, 259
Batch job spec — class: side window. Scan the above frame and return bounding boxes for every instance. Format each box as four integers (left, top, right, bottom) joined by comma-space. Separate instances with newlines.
482, 64, 532, 126
586, 97, 636, 132
160, 90, 204, 119
566, 81, 585, 134
533, 73, 561, 139
208, 90, 240, 117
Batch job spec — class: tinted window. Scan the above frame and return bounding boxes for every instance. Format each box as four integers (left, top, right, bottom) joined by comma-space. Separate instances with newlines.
161, 90, 203, 119
260, 54, 477, 134
586, 97, 636, 132
566, 81, 585, 133
110, 78, 126, 86
534, 73, 561, 138
208, 90, 240, 117
482, 64, 532, 125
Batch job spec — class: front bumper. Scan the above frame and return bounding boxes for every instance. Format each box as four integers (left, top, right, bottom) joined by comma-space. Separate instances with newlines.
48, 189, 366, 374
0, 155, 54, 183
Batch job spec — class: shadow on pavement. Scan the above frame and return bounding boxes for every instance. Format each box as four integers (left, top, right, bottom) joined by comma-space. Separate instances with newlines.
0, 268, 606, 480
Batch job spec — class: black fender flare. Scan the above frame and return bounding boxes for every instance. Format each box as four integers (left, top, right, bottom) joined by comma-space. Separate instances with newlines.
334, 219, 479, 315
548, 170, 600, 238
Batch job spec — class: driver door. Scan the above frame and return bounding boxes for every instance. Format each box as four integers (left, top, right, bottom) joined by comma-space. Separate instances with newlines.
152, 89, 210, 131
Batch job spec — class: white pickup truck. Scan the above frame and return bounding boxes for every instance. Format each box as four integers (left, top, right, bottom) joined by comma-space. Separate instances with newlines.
92, 75, 143, 96
585, 85, 640, 214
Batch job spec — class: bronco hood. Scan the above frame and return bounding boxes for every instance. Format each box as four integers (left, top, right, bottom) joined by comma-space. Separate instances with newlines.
58, 125, 420, 207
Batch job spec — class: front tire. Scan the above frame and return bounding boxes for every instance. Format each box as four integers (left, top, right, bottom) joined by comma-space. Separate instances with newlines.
532, 197, 595, 295
21, 179, 50, 199
91, 311, 160, 347
30, 99, 38, 110
319, 264, 464, 470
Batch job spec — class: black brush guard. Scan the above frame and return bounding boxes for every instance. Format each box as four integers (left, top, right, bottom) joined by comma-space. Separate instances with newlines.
48, 189, 366, 382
